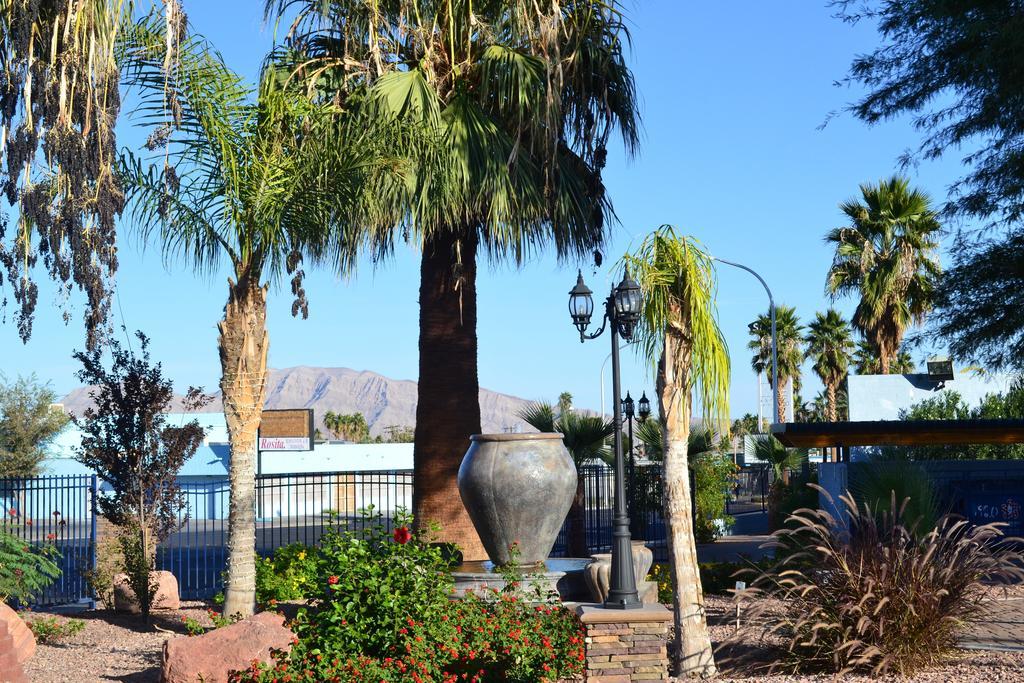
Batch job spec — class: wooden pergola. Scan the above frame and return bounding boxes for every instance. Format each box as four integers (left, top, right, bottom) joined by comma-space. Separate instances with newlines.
770, 419, 1024, 461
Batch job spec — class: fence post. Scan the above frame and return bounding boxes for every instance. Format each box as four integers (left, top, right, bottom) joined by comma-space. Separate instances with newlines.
89, 475, 98, 609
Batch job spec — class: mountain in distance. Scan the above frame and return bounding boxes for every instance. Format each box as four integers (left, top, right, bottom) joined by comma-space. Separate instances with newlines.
61, 366, 538, 436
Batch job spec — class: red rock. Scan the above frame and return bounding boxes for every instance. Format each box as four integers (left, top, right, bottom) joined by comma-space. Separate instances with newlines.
113, 571, 180, 612
0, 604, 34, 665
0, 607, 30, 683
160, 611, 295, 683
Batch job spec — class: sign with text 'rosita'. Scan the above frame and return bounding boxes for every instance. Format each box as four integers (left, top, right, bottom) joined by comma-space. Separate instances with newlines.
258, 409, 314, 451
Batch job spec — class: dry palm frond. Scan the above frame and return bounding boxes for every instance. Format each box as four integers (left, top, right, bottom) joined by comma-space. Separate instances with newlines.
0, 0, 180, 349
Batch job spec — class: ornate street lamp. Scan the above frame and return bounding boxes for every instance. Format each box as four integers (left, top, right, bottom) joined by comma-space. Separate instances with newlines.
568, 270, 643, 609
637, 392, 651, 422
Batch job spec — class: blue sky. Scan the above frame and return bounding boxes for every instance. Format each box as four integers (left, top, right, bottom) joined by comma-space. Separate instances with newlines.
1, 1, 971, 419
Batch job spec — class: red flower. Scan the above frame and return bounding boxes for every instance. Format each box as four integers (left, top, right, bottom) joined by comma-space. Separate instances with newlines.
393, 526, 411, 544
327, 575, 339, 585
24, 519, 31, 526
8, 509, 16, 517
46, 533, 55, 541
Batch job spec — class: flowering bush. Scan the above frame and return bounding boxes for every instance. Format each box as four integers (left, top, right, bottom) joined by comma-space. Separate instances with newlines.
228, 511, 585, 683
255, 543, 321, 605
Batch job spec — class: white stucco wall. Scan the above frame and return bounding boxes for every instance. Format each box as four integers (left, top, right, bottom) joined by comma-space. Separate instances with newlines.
847, 372, 1016, 422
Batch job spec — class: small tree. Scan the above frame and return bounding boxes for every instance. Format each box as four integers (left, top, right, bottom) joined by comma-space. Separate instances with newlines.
0, 374, 70, 478
624, 227, 730, 677
73, 331, 208, 616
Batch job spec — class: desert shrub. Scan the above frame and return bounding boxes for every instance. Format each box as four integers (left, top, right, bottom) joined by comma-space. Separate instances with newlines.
0, 530, 60, 603
255, 543, 321, 605
26, 616, 84, 643
229, 511, 585, 683
743, 488, 1024, 676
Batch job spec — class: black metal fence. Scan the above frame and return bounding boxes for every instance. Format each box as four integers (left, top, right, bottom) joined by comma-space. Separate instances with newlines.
8, 464, 772, 605
163, 470, 414, 599
0, 475, 96, 606
725, 464, 771, 515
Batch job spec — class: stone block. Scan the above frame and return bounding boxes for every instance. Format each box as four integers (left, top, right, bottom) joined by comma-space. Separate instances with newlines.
161, 611, 295, 683
113, 571, 180, 613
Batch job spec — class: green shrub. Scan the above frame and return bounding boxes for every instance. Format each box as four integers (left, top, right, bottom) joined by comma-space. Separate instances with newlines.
255, 543, 321, 605
0, 528, 60, 603
768, 475, 818, 531
651, 559, 774, 602
229, 510, 585, 683
742, 488, 1024, 676
692, 450, 736, 542
850, 459, 940, 535
182, 615, 204, 636
26, 616, 84, 644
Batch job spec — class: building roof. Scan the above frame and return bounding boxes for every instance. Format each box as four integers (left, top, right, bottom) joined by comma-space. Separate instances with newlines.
771, 419, 1024, 448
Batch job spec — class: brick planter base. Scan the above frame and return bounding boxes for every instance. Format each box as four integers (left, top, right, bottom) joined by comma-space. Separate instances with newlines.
576, 603, 672, 682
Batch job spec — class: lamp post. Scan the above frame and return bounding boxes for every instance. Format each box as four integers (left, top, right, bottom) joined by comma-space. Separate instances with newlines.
622, 392, 636, 494
569, 270, 643, 609
712, 257, 779, 425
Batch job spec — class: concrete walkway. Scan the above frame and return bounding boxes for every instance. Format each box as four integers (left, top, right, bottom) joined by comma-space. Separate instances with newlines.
696, 535, 773, 563
961, 598, 1024, 652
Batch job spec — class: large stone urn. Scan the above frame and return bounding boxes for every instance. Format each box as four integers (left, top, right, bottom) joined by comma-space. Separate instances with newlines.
458, 433, 576, 566
583, 541, 656, 604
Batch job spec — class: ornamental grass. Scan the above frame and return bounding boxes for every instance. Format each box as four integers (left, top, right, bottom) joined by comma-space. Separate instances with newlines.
729, 486, 1024, 677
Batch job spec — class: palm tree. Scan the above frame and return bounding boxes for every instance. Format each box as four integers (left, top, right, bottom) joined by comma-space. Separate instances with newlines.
805, 310, 855, 422
117, 15, 383, 617
853, 339, 916, 374
323, 412, 370, 442
519, 401, 613, 558
624, 226, 730, 677
825, 176, 941, 374
752, 435, 807, 485
268, 0, 640, 560
748, 305, 803, 422
634, 419, 717, 463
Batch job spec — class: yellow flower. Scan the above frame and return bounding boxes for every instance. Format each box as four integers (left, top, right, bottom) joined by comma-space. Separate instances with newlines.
297, 551, 306, 560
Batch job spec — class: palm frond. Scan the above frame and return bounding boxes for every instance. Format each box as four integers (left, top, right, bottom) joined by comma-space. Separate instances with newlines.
622, 226, 730, 432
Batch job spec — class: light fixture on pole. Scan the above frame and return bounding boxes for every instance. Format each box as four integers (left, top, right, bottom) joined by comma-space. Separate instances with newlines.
712, 257, 779, 425
637, 392, 651, 423
568, 269, 643, 609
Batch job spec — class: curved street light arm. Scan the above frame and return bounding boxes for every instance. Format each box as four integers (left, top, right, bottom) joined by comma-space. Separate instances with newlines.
712, 256, 780, 425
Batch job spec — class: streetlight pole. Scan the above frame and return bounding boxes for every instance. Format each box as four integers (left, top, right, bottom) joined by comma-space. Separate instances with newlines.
622, 392, 635, 497
712, 256, 780, 425
569, 270, 642, 609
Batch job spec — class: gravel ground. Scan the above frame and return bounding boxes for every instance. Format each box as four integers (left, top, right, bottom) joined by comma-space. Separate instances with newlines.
20, 590, 1024, 682
698, 591, 1024, 683
23, 602, 215, 683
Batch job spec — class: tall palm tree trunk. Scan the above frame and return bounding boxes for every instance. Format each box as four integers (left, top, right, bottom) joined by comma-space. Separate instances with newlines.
776, 378, 787, 424
826, 382, 837, 423
569, 479, 588, 558
413, 229, 485, 561
220, 266, 269, 618
658, 334, 716, 677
